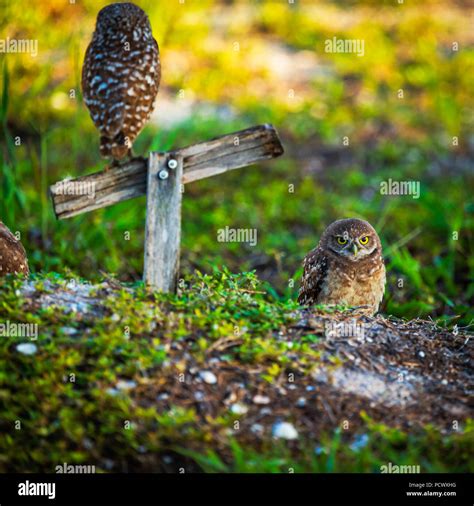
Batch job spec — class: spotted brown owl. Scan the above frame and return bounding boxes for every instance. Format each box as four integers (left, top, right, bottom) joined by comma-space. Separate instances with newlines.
0, 221, 29, 277
82, 2, 160, 161
298, 218, 385, 315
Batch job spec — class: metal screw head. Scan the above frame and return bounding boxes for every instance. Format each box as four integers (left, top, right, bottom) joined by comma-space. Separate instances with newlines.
167, 159, 178, 170
158, 170, 169, 180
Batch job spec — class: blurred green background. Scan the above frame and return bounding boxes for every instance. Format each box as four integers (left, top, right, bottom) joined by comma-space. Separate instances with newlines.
0, 0, 473, 323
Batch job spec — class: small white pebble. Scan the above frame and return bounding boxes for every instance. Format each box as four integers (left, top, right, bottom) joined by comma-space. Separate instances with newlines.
230, 403, 248, 415
16, 343, 37, 355
199, 371, 217, 384
61, 327, 78, 335
272, 421, 298, 440
250, 423, 264, 435
195, 391, 205, 401
116, 380, 137, 391
253, 395, 270, 405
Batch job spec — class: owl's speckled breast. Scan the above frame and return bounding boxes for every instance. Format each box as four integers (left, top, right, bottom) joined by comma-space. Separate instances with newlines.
319, 256, 386, 313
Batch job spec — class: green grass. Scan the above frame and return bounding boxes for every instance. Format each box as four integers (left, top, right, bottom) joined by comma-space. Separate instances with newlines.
177, 421, 474, 473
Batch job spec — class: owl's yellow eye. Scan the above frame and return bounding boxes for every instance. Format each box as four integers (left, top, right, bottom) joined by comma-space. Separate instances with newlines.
359, 236, 369, 245
337, 236, 348, 245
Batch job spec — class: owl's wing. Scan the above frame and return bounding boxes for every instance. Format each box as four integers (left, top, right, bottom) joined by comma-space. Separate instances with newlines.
297, 247, 328, 306
82, 42, 126, 138
0, 223, 29, 276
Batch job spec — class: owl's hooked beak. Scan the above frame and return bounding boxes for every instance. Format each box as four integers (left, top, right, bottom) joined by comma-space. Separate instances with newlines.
352, 243, 359, 256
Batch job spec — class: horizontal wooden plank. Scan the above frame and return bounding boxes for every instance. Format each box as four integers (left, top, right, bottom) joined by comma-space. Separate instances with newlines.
50, 124, 284, 219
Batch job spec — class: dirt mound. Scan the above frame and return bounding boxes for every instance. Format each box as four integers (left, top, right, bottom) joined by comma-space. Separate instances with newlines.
21, 280, 472, 439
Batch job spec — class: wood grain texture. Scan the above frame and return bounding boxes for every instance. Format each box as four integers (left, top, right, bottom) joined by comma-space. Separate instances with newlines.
143, 153, 183, 292
50, 124, 284, 219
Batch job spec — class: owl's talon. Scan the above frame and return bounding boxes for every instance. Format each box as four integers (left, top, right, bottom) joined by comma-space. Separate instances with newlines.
103, 160, 121, 172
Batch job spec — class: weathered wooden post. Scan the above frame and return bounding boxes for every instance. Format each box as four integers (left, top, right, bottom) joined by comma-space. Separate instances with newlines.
50, 124, 284, 292
144, 152, 183, 291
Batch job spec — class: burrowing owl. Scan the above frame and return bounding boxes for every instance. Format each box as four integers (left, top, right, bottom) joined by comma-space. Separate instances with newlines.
0, 221, 29, 276
298, 218, 385, 315
82, 2, 160, 161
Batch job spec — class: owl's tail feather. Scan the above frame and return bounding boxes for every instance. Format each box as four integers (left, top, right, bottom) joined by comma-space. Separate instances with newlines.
100, 133, 130, 161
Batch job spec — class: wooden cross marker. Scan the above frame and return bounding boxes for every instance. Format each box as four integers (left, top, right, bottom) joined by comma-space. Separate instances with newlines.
50, 124, 284, 292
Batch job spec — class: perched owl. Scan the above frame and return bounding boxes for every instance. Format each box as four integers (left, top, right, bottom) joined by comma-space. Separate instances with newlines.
0, 221, 29, 277
82, 2, 160, 161
298, 218, 385, 315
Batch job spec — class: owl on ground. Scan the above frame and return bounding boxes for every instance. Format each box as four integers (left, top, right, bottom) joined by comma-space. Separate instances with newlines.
82, 2, 161, 162
298, 218, 385, 316
0, 221, 29, 277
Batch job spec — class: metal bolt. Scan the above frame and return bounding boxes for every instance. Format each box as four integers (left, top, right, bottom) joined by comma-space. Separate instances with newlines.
167, 159, 178, 169
158, 170, 169, 180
